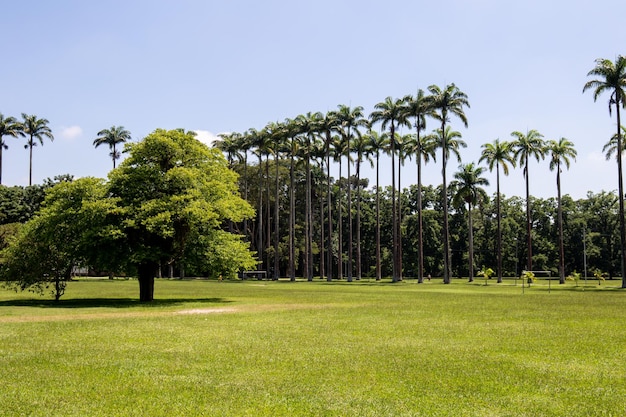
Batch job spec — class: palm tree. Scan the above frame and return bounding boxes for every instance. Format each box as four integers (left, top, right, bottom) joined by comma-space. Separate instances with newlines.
403, 90, 435, 283
365, 130, 389, 281
331, 134, 349, 280
451, 163, 489, 282
548, 137, 577, 284
335, 105, 367, 282
247, 127, 269, 270
479, 139, 516, 283
584, 56, 626, 288
22, 113, 54, 186
0, 114, 23, 185
352, 127, 374, 281
93, 125, 131, 169
265, 121, 285, 280
427, 84, 470, 283
296, 112, 323, 281
602, 126, 626, 160
511, 129, 546, 274
370, 97, 411, 282
318, 111, 338, 281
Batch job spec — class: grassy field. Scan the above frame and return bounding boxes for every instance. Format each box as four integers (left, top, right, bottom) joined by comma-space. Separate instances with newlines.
0, 277, 624, 416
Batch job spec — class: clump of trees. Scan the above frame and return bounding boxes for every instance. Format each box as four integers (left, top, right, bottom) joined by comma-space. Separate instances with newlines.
0, 129, 256, 301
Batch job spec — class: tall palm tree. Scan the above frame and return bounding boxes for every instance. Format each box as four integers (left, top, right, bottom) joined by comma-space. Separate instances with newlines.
335, 105, 367, 282
548, 137, 577, 284
396, 133, 413, 280
331, 134, 349, 280
427, 84, 470, 283
365, 130, 389, 281
370, 97, 410, 282
318, 111, 339, 281
265, 121, 285, 280
478, 139, 516, 283
22, 113, 54, 186
451, 163, 489, 282
93, 125, 131, 169
282, 118, 300, 282
296, 112, 323, 281
0, 114, 23, 185
511, 129, 546, 274
247, 127, 269, 270
352, 127, 374, 281
584, 56, 626, 287
403, 90, 436, 283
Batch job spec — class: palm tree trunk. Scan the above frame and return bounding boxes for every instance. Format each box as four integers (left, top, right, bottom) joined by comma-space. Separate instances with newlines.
29, 139, 33, 186
319, 168, 325, 280
265, 155, 271, 276
0, 145, 3, 185
347, 132, 353, 282
337, 158, 343, 280
376, 151, 381, 281
306, 144, 313, 281
356, 150, 362, 280
557, 165, 565, 284
289, 142, 295, 281
616, 105, 626, 288
274, 150, 280, 280
496, 165, 503, 283
442, 122, 451, 284
326, 134, 333, 282
257, 154, 264, 272
113, 142, 117, 169
525, 159, 533, 273
417, 135, 424, 284
468, 201, 474, 282
398, 152, 403, 281
391, 125, 398, 282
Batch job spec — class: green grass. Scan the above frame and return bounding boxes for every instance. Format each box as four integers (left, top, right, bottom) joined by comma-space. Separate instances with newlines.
0, 278, 625, 416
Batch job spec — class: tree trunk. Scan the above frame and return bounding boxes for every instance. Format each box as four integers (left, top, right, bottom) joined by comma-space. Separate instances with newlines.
496, 164, 503, 283
326, 133, 333, 282
525, 159, 533, 273
557, 166, 565, 284
138, 262, 157, 302
417, 134, 424, 284
468, 202, 474, 282
616, 105, 626, 288
442, 122, 451, 284
375, 152, 381, 281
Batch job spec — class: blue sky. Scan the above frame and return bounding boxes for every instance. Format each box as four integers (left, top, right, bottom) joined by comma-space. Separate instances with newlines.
1, 0, 624, 199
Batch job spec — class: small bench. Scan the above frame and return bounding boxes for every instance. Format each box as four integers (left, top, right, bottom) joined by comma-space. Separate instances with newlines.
242, 270, 267, 280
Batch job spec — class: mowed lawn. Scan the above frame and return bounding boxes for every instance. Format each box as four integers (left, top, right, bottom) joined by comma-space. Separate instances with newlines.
0, 278, 624, 417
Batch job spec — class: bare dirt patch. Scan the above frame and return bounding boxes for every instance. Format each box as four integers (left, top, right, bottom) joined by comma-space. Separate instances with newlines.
176, 307, 237, 315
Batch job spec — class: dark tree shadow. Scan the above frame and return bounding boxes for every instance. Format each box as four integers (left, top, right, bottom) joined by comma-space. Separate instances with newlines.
0, 297, 231, 309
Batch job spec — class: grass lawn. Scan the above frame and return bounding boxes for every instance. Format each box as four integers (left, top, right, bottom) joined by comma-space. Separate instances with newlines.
0, 277, 624, 416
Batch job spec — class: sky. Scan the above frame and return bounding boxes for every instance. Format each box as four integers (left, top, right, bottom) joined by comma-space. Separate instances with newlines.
1, 0, 625, 200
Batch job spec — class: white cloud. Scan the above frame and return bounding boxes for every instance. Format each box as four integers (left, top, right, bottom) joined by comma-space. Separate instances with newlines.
193, 130, 221, 146
59, 125, 83, 141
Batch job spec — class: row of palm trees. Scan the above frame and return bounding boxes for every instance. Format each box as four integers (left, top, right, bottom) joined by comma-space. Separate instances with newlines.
0, 113, 54, 185
0, 114, 131, 186
214, 83, 582, 285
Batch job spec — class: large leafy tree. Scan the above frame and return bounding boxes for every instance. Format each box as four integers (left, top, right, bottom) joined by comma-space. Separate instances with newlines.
584, 56, 626, 288
0, 114, 23, 185
511, 129, 546, 273
0, 177, 108, 300
108, 129, 255, 301
93, 126, 132, 169
427, 84, 469, 283
21, 113, 54, 186
548, 137, 577, 284
370, 97, 410, 282
479, 139, 516, 283
451, 163, 489, 282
